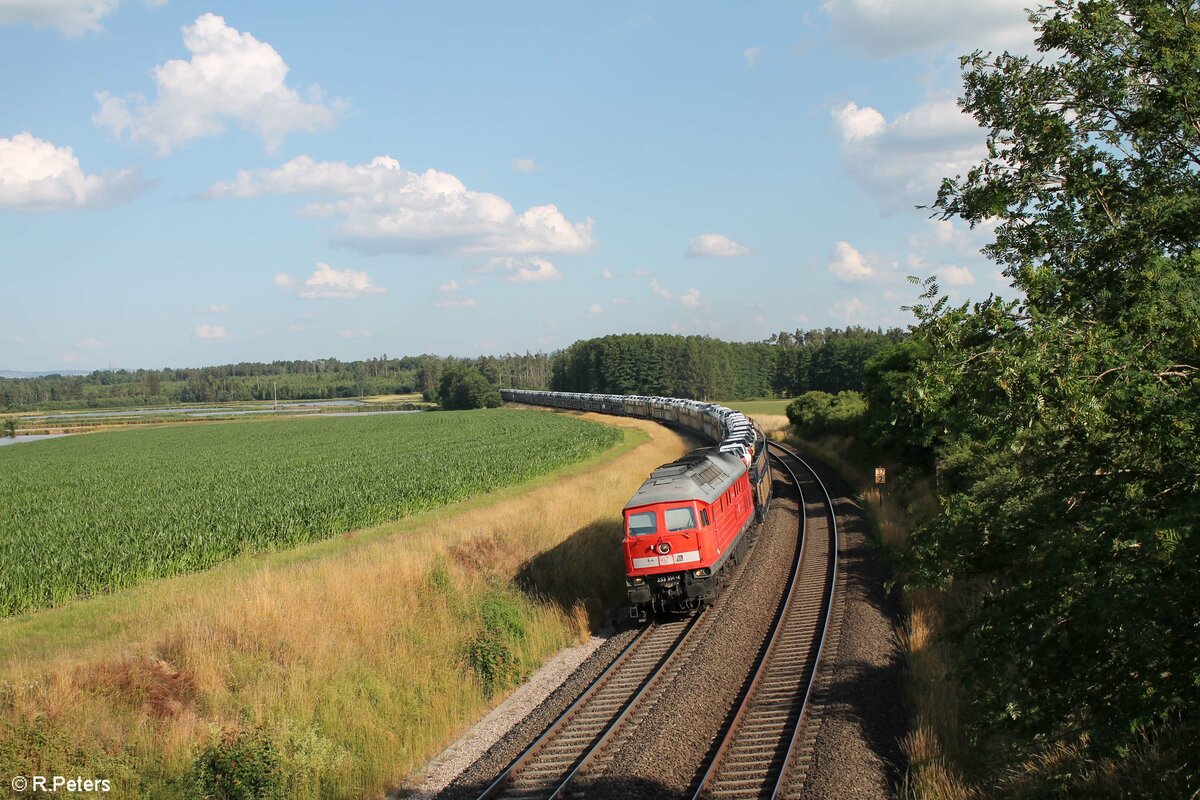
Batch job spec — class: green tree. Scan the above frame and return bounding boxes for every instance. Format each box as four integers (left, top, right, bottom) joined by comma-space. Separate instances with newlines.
904, 0, 1200, 788
437, 367, 502, 410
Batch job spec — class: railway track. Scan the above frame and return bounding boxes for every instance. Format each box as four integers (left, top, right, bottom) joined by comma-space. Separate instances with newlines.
692, 441, 840, 800
468, 441, 838, 800
475, 615, 699, 800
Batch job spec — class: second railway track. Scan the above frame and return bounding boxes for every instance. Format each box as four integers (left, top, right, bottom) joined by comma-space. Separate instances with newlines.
466, 440, 840, 800
692, 441, 840, 800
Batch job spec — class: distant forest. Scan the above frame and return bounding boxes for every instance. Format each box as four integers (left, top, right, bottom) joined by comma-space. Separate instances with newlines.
0, 327, 903, 411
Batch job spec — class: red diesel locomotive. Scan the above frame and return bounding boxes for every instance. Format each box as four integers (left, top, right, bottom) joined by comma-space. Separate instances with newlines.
623, 443, 770, 616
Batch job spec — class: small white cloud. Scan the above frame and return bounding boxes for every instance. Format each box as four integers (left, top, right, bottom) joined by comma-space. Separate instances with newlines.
831, 297, 869, 324
586, 303, 604, 316
196, 304, 230, 313
276, 262, 385, 299
511, 157, 539, 172
437, 279, 459, 293
831, 102, 886, 142
686, 233, 751, 257
601, 268, 614, 279
74, 336, 105, 349
194, 323, 228, 339
339, 328, 370, 339
680, 288, 701, 308
287, 323, 303, 334
744, 46, 763, 66
939, 265, 976, 286
94, 13, 339, 154
434, 297, 478, 310
205, 154, 594, 257
488, 256, 561, 283
649, 278, 672, 300
611, 297, 631, 305
0, 132, 149, 211
827, 241, 875, 281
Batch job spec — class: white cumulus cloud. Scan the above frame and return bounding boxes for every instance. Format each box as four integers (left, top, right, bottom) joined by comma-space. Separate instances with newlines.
832, 102, 885, 142
94, 13, 339, 154
687, 233, 751, 257
437, 279, 459, 293
194, 323, 228, 339
0, 132, 150, 211
680, 288, 701, 308
822, 0, 1035, 58
511, 157, 539, 172
586, 303, 604, 316
487, 256, 561, 283
827, 241, 876, 282
196, 304, 230, 313
276, 262, 385, 299
206, 154, 595, 257
832, 98, 985, 212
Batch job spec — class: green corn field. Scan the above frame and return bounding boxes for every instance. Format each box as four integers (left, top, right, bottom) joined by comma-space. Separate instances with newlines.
0, 410, 621, 616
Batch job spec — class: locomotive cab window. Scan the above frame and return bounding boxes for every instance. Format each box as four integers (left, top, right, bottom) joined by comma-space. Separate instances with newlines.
700, 509, 710, 526
664, 506, 697, 532
627, 511, 657, 536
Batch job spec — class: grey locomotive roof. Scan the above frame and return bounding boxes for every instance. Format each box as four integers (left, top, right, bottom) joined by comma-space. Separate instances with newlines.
623, 448, 747, 509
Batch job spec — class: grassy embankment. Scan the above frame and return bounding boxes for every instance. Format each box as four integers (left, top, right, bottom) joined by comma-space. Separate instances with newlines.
0, 410, 694, 798
734, 408, 968, 800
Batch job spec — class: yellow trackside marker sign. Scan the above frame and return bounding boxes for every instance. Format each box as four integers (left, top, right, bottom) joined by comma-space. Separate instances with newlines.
875, 467, 886, 484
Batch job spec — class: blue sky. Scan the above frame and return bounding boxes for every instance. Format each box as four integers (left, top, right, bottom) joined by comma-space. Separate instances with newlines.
0, 1, 1036, 371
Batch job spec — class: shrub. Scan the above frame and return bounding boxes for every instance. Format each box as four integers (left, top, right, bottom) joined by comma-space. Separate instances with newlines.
191, 726, 283, 800
785, 390, 867, 437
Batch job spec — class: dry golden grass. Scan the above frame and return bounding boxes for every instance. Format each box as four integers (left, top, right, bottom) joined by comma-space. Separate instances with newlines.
0, 412, 694, 799
901, 590, 977, 800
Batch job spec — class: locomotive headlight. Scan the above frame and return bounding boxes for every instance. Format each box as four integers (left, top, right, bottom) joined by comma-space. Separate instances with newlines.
626, 577, 645, 586
656, 542, 671, 555
693, 568, 711, 578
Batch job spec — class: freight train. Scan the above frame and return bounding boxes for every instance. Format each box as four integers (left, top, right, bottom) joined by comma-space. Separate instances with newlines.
499, 390, 772, 616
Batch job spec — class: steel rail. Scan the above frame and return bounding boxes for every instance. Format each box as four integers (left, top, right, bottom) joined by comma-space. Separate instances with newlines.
768, 441, 841, 800
691, 442, 839, 800
475, 613, 700, 800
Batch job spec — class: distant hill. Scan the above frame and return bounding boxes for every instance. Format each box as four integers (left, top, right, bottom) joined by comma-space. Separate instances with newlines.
0, 370, 92, 379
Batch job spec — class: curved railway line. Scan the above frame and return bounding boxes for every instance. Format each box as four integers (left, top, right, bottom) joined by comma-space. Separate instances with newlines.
466, 440, 840, 800
692, 442, 839, 800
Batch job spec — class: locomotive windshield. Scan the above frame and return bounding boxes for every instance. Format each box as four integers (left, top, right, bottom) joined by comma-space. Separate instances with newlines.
627, 511, 658, 535
664, 506, 697, 532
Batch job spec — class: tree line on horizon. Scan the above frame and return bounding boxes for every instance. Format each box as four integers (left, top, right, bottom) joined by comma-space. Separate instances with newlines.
0, 327, 903, 411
